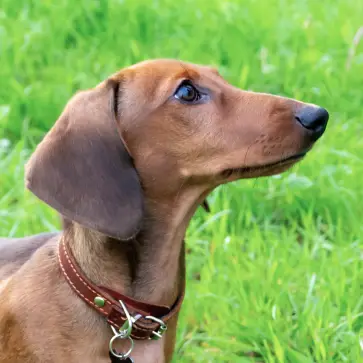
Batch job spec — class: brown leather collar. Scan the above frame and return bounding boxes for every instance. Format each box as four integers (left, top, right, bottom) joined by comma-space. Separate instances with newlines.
58, 237, 185, 340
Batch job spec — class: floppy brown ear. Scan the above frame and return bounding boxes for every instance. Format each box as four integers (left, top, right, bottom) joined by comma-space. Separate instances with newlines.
25, 80, 143, 240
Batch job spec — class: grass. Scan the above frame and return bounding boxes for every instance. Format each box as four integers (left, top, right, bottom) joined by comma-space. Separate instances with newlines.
1, 0, 363, 361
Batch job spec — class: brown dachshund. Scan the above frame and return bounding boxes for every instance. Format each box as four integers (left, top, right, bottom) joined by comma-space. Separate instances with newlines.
0, 59, 328, 363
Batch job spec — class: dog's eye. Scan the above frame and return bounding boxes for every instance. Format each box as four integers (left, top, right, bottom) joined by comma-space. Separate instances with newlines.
174, 82, 201, 103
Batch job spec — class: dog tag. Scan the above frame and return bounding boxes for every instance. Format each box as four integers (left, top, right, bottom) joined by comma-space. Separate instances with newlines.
109, 351, 134, 362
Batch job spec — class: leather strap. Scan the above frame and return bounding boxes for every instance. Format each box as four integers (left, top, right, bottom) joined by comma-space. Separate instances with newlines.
58, 238, 185, 340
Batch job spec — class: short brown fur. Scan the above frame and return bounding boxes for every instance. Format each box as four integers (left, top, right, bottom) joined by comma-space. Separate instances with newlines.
0, 59, 327, 362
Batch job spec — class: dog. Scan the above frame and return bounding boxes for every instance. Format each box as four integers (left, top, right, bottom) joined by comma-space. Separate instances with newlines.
0, 59, 328, 363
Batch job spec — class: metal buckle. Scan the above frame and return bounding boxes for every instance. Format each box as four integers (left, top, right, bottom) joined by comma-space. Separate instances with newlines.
144, 316, 168, 340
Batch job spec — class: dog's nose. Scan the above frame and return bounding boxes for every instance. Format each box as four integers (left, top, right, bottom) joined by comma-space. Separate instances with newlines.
295, 106, 329, 139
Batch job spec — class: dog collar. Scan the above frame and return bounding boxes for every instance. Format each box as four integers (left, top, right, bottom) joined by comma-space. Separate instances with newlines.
58, 237, 185, 358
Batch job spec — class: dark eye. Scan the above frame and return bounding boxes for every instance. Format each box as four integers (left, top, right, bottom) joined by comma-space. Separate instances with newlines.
174, 82, 200, 103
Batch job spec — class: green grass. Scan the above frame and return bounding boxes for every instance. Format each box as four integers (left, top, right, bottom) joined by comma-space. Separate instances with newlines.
1, 0, 363, 361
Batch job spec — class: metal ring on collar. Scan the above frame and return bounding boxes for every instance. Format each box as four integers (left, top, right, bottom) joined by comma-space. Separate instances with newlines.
109, 335, 134, 359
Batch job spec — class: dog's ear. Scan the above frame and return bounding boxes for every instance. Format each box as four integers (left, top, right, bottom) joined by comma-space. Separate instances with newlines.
25, 80, 143, 240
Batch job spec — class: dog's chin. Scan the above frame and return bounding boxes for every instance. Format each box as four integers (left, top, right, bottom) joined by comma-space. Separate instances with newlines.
221, 153, 306, 181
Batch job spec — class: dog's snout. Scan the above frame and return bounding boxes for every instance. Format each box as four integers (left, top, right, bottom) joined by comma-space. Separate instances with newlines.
295, 106, 329, 139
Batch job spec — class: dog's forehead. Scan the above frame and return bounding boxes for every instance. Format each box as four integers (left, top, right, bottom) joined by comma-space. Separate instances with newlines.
125, 59, 218, 82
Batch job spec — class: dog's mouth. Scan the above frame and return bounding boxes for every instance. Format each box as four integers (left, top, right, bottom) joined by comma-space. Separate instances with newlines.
222, 152, 306, 178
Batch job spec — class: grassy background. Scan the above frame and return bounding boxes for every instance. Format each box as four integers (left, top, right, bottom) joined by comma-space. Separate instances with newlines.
1, 0, 363, 361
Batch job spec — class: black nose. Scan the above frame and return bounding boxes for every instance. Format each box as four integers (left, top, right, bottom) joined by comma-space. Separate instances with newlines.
295, 106, 329, 139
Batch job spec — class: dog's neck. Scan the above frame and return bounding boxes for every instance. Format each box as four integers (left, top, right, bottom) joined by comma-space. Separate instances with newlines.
65, 187, 208, 307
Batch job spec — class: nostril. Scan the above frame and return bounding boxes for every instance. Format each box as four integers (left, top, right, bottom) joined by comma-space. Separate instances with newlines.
294, 115, 302, 124
295, 106, 329, 132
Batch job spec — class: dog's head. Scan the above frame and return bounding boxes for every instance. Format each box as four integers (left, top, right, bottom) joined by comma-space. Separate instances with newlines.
25, 59, 328, 239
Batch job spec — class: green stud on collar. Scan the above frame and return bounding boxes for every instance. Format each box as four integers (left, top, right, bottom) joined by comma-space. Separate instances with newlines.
94, 296, 105, 307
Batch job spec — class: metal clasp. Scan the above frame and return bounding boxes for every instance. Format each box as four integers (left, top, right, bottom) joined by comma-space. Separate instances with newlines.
108, 299, 168, 361
109, 300, 138, 360
144, 316, 168, 340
